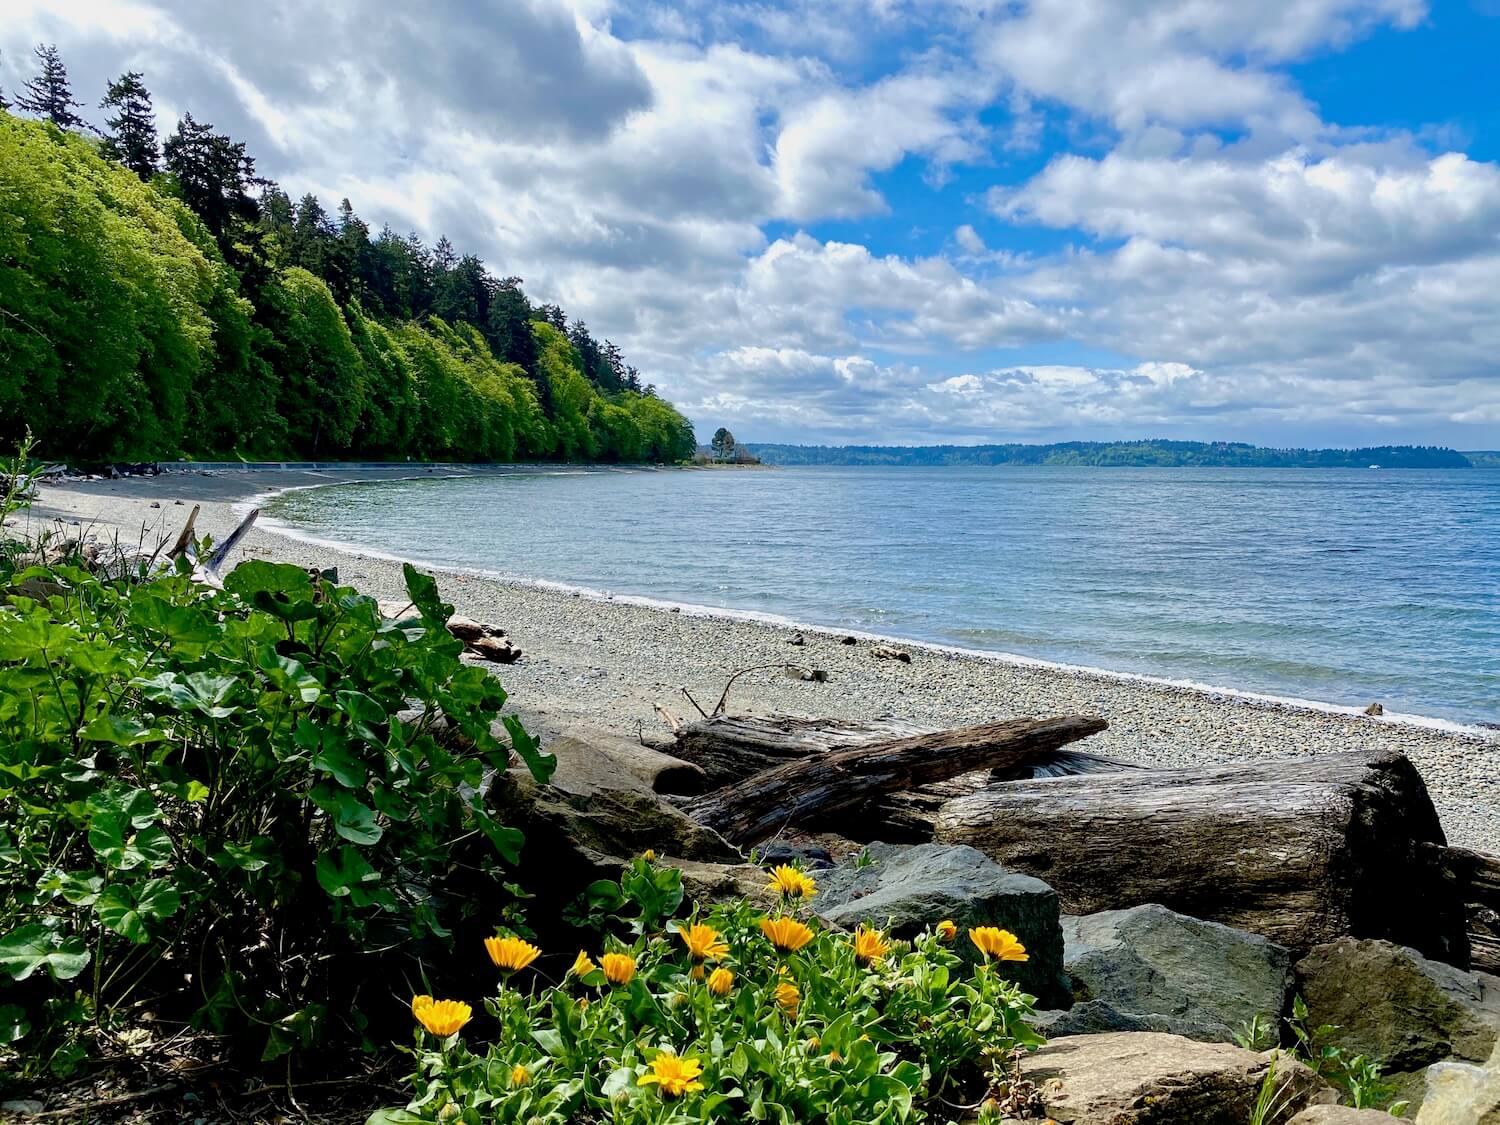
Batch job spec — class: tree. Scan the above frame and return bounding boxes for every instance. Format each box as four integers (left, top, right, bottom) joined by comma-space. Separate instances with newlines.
16, 44, 87, 130
162, 113, 264, 244
100, 71, 158, 180
711, 427, 736, 462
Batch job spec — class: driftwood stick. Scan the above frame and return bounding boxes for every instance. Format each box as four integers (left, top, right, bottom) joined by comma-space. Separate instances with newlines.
203, 507, 258, 578
680, 714, 1107, 845
165, 503, 201, 560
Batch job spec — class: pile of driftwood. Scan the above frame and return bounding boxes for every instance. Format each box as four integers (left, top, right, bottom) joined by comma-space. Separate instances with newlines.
562, 709, 1499, 970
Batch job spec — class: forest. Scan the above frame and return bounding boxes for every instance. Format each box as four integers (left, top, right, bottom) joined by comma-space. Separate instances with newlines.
0, 47, 696, 464
750, 440, 1476, 468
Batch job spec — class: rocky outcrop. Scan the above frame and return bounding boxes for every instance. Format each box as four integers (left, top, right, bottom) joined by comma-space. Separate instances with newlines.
1060, 903, 1294, 1042
1017, 1032, 1333, 1123
1288, 1107, 1401, 1123
814, 841, 1070, 1008
1416, 1038, 1500, 1124
1297, 937, 1500, 1107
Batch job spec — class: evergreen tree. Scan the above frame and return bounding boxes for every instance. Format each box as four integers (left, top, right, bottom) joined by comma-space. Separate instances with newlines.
710, 428, 736, 462
162, 113, 263, 244
100, 71, 158, 180
16, 44, 87, 130
334, 197, 372, 307
289, 193, 335, 278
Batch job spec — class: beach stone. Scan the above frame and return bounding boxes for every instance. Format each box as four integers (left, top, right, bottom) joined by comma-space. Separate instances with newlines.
758, 842, 834, 870
1416, 1038, 1500, 1123
1061, 903, 1294, 1042
1018, 1032, 1333, 1123
674, 858, 776, 909
1034, 999, 1224, 1041
1288, 1107, 1400, 1124
814, 841, 1069, 1008
871, 645, 911, 663
1296, 937, 1500, 1106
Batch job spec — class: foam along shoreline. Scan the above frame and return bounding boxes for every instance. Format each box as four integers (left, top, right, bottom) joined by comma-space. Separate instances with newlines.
23, 470, 1500, 854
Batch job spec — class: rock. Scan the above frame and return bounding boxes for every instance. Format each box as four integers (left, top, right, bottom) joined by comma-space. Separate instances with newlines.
1416, 1038, 1500, 1123
148, 500, 161, 508
814, 841, 1069, 1008
1, 1101, 44, 1116
1061, 904, 1294, 1042
544, 727, 708, 797
757, 842, 834, 870
1034, 999, 1227, 1041
800, 668, 829, 682
174, 499, 184, 505
674, 858, 776, 909
1019, 1032, 1333, 1123
789, 633, 806, 646
1288, 1107, 1400, 1123
841, 635, 858, 645
871, 645, 912, 663
1365, 702, 1385, 716
1296, 938, 1500, 1106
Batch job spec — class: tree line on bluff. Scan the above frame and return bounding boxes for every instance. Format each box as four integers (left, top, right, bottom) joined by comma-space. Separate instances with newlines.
0, 45, 697, 464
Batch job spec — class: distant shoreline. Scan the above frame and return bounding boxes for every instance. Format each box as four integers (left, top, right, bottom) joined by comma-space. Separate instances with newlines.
25, 468, 1499, 854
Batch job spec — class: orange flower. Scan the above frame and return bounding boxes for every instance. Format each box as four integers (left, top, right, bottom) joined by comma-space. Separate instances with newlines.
601, 952, 636, 985
411, 995, 471, 1037
510, 1064, 530, 1086
851, 926, 889, 965
936, 919, 958, 942
570, 950, 597, 977
766, 865, 817, 899
638, 1051, 705, 1097
678, 922, 730, 963
707, 967, 734, 996
484, 935, 541, 973
969, 926, 1029, 962
773, 980, 800, 1016
759, 916, 814, 952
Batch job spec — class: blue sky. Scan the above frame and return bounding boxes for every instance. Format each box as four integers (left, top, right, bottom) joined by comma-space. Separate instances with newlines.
6, 0, 1500, 447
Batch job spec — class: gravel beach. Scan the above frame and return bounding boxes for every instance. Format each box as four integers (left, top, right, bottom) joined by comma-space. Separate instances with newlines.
21, 467, 1499, 853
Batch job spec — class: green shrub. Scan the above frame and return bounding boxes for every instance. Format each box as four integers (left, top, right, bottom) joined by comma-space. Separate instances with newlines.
373, 858, 1043, 1124
0, 553, 552, 1079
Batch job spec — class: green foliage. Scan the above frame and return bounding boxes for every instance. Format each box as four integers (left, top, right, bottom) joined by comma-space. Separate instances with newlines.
0, 552, 551, 1077
0, 110, 697, 465
379, 862, 1042, 1124
1285, 995, 1408, 1115
751, 441, 1474, 469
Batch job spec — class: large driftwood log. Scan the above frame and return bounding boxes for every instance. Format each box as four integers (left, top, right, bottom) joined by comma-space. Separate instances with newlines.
680, 715, 1108, 846
1426, 843, 1500, 974
933, 748, 1468, 962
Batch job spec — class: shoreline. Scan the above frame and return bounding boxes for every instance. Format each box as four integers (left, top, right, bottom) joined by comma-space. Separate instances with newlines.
21, 468, 1500, 853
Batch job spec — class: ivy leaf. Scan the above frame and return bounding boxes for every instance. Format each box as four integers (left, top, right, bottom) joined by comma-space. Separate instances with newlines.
332, 797, 382, 845
0, 924, 90, 981
258, 650, 322, 704
311, 737, 366, 789
315, 847, 378, 899
503, 715, 556, 784
135, 878, 181, 921
96, 885, 149, 943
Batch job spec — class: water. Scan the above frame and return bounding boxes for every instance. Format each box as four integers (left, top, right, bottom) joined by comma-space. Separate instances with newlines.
264, 465, 1500, 726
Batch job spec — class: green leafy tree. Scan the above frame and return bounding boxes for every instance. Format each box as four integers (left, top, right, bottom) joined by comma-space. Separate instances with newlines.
259, 267, 366, 456
14, 45, 86, 130
711, 427, 736, 462
99, 71, 158, 180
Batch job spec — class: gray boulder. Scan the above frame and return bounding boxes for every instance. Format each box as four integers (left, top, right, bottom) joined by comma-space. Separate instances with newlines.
1018, 1032, 1334, 1123
814, 841, 1069, 1008
1288, 1107, 1401, 1123
1416, 1037, 1500, 1124
1297, 937, 1500, 1109
1034, 999, 1226, 1042
1061, 903, 1294, 1042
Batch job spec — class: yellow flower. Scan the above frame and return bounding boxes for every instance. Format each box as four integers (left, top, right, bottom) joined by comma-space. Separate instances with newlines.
707, 967, 734, 996
511, 1064, 529, 1087
826, 1049, 842, 1063
638, 1052, 705, 1098
570, 950, 597, 977
601, 952, 637, 985
485, 935, 542, 973
969, 926, 1029, 962
936, 919, 958, 942
643, 849, 656, 862
678, 922, 730, 963
773, 980, 800, 1016
411, 995, 472, 1037
766, 864, 817, 899
851, 926, 890, 965
759, 916, 815, 952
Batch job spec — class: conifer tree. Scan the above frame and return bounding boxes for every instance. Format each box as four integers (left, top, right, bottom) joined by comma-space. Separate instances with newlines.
100, 71, 159, 180
16, 44, 87, 129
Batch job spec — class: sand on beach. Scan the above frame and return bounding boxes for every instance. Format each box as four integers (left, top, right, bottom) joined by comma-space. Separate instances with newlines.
18, 467, 1499, 853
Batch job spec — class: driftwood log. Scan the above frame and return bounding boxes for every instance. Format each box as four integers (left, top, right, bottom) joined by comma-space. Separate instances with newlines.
933, 747, 1469, 962
679, 715, 1109, 846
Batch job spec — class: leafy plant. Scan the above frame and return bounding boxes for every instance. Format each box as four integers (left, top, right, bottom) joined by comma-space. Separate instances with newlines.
377, 861, 1043, 1124
1233, 1011, 1277, 1052
1285, 996, 1408, 1116
0, 550, 551, 1079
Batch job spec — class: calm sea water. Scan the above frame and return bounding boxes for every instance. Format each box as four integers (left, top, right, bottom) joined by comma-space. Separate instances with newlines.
265, 466, 1500, 726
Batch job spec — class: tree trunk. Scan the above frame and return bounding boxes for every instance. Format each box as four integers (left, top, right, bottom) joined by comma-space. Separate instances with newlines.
933, 748, 1468, 962
679, 715, 1108, 846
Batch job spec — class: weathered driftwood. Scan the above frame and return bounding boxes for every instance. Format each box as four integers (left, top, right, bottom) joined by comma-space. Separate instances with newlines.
1425, 843, 1500, 974
679, 715, 1109, 846
933, 748, 1469, 962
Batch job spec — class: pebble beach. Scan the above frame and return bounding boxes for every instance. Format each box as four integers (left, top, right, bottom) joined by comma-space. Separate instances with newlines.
21, 467, 1499, 853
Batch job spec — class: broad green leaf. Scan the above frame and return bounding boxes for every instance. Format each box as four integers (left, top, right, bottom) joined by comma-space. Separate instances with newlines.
333, 797, 382, 845
503, 714, 555, 784
0, 924, 90, 981
312, 738, 366, 788
402, 563, 450, 622
81, 714, 167, 746
258, 650, 322, 704
0, 1003, 29, 1043
315, 846, 378, 899
135, 878, 181, 921
96, 885, 148, 943
129, 596, 216, 644
224, 560, 314, 599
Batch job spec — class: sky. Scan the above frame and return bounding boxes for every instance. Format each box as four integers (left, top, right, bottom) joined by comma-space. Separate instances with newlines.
4, 0, 1500, 449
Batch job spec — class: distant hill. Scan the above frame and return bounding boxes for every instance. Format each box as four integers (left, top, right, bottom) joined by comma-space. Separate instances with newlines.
1462, 451, 1500, 468
748, 441, 1474, 469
